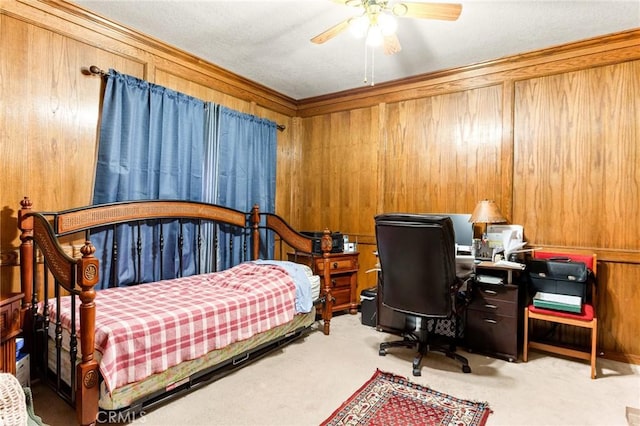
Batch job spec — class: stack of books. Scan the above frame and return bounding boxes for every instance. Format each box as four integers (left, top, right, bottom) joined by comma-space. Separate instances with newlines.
533, 292, 582, 313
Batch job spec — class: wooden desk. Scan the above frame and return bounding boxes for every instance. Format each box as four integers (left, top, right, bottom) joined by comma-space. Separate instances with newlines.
1, 293, 23, 374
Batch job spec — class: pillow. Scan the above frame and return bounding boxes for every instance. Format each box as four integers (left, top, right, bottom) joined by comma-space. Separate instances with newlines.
308, 275, 321, 301
298, 263, 313, 277
252, 260, 314, 313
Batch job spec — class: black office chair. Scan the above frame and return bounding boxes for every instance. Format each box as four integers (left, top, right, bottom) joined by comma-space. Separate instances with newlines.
375, 213, 472, 376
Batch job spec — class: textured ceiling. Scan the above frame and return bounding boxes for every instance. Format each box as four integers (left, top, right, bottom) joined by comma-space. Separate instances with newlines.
73, 0, 640, 100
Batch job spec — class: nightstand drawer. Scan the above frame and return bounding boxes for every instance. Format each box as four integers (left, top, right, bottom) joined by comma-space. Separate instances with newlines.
0, 299, 21, 342
330, 274, 352, 290
1, 293, 23, 374
332, 288, 352, 308
316, 257, 357, 273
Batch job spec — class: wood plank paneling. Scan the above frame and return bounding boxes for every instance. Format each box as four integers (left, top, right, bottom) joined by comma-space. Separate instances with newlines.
299, 107, 380, 236
513, 61, 640, 250
512, 62, 640, 358
597, 262, 640, 361
1, 12, 145, 225
297, 49, 640, 359
382, 85, 504, 215
298, 108, 381, 294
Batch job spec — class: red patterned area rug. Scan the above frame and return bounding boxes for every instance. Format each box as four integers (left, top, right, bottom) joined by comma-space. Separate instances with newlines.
321, 369, 492, 426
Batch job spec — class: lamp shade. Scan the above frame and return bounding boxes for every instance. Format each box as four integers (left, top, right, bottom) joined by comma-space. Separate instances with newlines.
469, 200, 507, 224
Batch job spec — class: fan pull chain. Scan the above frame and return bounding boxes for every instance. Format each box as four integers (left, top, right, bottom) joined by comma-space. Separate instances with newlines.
363, 45, 376, 86
370, 47, 375, 86
363, 43, 368, 84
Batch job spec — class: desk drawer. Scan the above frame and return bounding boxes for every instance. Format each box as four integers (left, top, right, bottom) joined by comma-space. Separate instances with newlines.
474, 284, 518, 304
469, 294, 516, 316
466, 310, 518, 361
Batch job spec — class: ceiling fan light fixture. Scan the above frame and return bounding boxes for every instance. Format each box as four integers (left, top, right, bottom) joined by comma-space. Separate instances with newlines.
378, 13, 397, 36
366, 25, 384, 47
349, 15, 369, 38
310, 0, 463, 86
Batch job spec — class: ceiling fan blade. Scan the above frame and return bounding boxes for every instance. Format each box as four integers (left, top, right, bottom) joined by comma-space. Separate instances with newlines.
311, 19, 351, 44
383, 34, 402, 55
392, 2, 462, 21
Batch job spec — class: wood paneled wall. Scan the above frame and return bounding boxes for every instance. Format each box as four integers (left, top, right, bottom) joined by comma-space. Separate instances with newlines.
293, 34, 640, 362
513, 63, 640, 250
512, 64, 640, 358
1, 1, 639, 362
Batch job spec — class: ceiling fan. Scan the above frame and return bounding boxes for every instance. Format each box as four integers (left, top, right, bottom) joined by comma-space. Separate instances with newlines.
311, 0, 462, 55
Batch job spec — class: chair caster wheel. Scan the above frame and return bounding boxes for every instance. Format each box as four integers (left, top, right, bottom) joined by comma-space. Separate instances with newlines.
379, 348, 386, 356
412, 368, 421, 376
462, 365, 471, 374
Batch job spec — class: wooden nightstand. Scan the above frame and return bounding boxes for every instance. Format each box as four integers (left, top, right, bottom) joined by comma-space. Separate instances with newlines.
1, 293, 24, 374
288, 252, 359, 314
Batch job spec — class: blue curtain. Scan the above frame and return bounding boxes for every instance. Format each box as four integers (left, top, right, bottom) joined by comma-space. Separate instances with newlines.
92, 70, 205, 288
201, 103, 221, 272
203, 104, 277, 268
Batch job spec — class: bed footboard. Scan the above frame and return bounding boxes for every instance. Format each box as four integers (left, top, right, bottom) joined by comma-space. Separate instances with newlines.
75, 243, 100, 426
19, 198, 101, 425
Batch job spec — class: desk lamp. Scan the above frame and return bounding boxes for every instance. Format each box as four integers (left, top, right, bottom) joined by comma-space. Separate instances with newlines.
469, 199, 507, 238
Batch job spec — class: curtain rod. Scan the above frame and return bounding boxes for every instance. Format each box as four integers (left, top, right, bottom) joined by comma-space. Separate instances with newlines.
83, 65, 286, 132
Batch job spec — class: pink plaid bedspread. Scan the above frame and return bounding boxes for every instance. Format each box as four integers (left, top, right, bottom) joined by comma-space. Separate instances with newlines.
48, 262, 296, 392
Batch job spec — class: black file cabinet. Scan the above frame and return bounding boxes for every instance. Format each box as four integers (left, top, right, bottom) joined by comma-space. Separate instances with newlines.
465, 263, 524, 362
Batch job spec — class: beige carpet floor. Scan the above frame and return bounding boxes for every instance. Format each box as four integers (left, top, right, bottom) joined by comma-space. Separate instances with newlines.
31, 312, 640, 425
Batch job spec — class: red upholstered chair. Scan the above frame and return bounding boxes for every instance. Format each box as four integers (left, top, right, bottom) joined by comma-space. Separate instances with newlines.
523, 250, 598, 379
